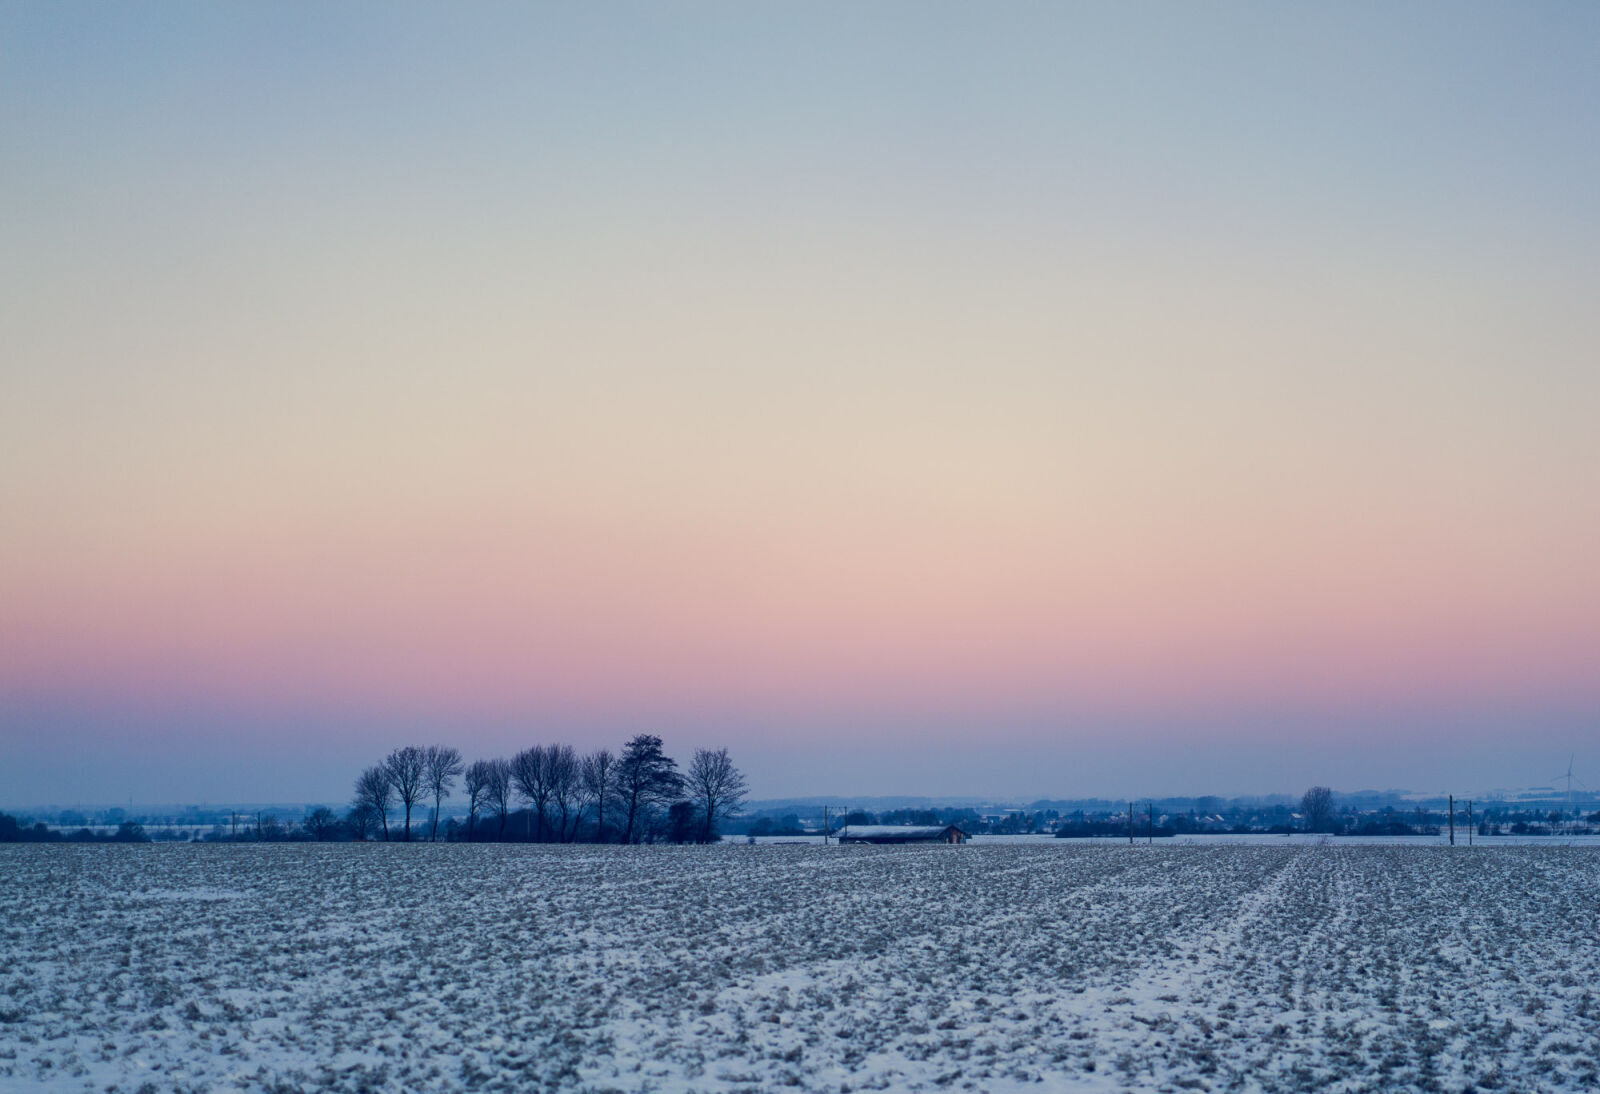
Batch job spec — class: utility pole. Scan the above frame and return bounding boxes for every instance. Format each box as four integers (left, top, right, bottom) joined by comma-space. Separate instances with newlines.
1148, 802, 1153, 844
1449, 795, 1454, 846
1467, 800, 1473, 847
231, 812, 237, 840
1128, 802, 1134, 845
823, 806, 830, 846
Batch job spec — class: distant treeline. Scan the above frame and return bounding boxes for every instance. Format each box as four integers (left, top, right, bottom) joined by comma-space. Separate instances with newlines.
737, 792, 1600, 839
1295, 786, 1600, 836
11, 781, 1599, 844
0, 814, 150, 843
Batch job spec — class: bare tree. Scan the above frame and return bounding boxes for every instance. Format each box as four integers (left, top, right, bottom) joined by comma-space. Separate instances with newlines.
347, 802, 380, 841
687, 747, 749, 843
579, 748, 616, 843
511, 746, 556, 841
305, 806, 341, 841
464, 759, 495, 842
482, 758, 512, 840
548, 744, 580, 842
423, 745, 464, 841
353, 765, 393, 841
384, 746, 428, 841
667, 800, 700, 844
1301, 786, 1336, 834
616, 734, 684, 843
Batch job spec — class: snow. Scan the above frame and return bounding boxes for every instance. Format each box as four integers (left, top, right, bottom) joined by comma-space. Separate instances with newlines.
3, 842, 1599, 1091
834, 825, 957, 841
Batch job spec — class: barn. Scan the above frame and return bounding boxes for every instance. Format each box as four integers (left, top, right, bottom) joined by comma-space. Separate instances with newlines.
835, 824, 969, 845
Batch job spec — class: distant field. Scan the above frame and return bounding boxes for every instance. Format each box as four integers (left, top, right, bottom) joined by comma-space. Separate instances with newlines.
3, 844, 1598, 1093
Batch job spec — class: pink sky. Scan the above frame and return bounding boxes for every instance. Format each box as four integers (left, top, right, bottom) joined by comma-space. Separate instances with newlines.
3, 5, 1598, 805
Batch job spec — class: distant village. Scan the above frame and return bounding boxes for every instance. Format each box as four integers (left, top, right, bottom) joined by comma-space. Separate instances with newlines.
742, 792, 1600, 840
5, 789, 1599, 843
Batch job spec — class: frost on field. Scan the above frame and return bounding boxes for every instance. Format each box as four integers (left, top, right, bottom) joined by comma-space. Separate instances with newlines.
2, 844, 1599, 1092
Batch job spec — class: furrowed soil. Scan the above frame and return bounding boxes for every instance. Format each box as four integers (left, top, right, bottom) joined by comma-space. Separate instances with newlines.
3, 843, 1598, 1092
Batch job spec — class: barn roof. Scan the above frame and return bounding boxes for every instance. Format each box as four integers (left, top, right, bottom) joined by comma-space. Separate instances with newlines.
834, 825, 962, 840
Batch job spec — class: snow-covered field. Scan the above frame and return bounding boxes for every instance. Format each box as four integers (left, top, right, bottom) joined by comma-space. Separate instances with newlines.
4, 843, 1598, 1093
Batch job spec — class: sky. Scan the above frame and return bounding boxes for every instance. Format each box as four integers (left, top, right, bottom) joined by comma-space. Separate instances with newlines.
2, 3, 1597, 808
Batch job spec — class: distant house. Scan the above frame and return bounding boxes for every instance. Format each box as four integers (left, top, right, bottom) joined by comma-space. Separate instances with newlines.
835, 824, 969, 845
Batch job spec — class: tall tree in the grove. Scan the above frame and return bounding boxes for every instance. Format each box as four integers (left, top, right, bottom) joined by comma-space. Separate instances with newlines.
687, 747, 749, 843
353, 766, 393, 841
616, 734, 684, 843
482, 757, 512, 839
464, 759, 494, 842
580, 748, 615, 843
384, 746, 427, 841
423, 745, 464, 841
549, 744, 580, 841
511, 746, 556, 841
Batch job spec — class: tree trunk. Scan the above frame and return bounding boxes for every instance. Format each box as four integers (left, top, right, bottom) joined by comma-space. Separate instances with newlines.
623, 789, 639, 844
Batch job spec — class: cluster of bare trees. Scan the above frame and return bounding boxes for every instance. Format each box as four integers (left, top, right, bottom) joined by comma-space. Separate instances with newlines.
352, 746, 463, 841
352, 736, 746, 843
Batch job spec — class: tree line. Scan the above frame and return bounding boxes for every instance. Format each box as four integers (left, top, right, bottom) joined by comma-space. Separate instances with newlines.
0, 813, 150, 843
344, 735, 749, 844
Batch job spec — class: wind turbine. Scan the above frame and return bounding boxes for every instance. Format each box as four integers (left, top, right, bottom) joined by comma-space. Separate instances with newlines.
1547, 755, 1587, 829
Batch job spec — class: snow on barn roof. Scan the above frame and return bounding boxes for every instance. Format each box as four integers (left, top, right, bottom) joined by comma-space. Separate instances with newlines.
834, 825, 960, 840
